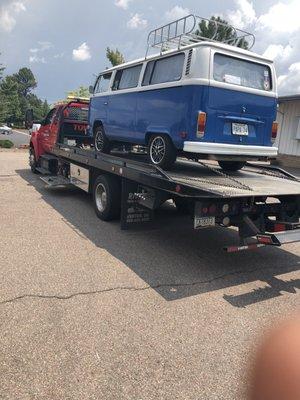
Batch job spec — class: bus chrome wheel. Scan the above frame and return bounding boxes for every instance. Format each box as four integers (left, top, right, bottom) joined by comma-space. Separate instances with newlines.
148, 135, 177, 170
150, 136, 166, 164
94, 126, 110, 153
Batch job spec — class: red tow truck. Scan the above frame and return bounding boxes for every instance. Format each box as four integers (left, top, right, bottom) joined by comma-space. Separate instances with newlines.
26, 98, 90, 173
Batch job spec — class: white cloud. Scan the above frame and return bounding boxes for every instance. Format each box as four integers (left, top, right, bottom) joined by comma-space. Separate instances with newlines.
165, 6, 190, 21
0, 1, 26, 32
115, 0, 132, 10
54, 53, 64, 59
263, 44, 293, 61
127, 13, 147, 29
227, 0, 256, 29
278, 62, 300, 94
12, 1, 26, 12
72, 42, 91, 61
30, 41, 53, 54
258, 1, 300, 33
29, 55, 46, 64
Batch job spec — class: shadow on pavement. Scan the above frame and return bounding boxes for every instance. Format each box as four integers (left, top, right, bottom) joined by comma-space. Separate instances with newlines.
17, 168, 300, 307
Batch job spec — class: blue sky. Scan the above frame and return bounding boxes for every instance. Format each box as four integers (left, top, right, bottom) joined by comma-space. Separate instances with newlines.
1, 0, 300, 102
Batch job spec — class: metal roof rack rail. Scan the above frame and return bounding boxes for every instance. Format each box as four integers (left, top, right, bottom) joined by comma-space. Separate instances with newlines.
146, 14, 255, 57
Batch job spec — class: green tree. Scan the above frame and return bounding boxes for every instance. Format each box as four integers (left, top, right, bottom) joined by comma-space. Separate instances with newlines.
0, 66, 47, 124
196, 16, 249, 50
67, 85, 90, 98
27, 94, 49, 120
12, 67, 37, 97
106, 47, 125, 67
0, 75, 22, 123
0, 57, 4, 80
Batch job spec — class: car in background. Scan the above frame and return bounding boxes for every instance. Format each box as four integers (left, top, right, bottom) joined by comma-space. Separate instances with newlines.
0, 124, 12, 135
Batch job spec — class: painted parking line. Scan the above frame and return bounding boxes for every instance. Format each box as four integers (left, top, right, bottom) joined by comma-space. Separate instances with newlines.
13, 130, 30, 136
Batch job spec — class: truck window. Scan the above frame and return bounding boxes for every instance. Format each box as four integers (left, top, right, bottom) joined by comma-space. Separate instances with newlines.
94, 73, 112, 93
112, 64, 142, 90
44, 108, 57, 125
213, 53, 272, 91
63, 106, 88, 121
143, 53, 184, 86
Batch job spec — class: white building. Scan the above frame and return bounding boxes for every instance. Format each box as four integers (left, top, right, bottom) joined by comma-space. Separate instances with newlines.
276, 95, 300, 167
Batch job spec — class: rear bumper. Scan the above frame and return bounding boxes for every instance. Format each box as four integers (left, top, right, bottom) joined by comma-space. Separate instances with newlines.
183, 141, 278, 158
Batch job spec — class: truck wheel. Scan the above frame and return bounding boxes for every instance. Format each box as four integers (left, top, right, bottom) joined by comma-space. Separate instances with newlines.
218, 161, 246, 172
93, 175, 121, 221
29, 147, 38, 174
94, 126, 110, 153
148, 135, 177, 170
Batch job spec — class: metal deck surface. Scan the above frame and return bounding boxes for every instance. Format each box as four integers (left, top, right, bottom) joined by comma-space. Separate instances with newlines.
167, 160, 300, 197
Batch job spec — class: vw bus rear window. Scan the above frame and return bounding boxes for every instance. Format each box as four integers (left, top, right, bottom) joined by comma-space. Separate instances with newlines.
213, 53, 272, 91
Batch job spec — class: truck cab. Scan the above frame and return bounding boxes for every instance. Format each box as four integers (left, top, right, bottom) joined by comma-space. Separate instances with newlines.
26, 98, 90, 172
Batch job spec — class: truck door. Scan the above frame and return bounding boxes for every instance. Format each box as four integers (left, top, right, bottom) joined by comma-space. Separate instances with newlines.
48, 106, 61, 151
39, 108, 58, 153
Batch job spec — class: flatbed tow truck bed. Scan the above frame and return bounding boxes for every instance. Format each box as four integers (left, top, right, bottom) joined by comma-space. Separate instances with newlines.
39, 144, 300, 252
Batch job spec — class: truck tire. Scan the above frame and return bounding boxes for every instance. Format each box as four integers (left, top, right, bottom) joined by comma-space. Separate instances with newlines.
29, 146, 38, 174
148, 135, 177, 170
218, 161, 246, 172
93, 174, 121, 221
94, 125, 110, 153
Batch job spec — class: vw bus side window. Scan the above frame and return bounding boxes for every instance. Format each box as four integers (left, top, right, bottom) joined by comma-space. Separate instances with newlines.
112, 64, 142, 90
142, 53, 185, 86
94, 73, 112, 94
214, 53, 272, 91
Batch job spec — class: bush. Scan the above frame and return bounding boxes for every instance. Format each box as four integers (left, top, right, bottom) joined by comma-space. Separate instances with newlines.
0, 140, 14, 148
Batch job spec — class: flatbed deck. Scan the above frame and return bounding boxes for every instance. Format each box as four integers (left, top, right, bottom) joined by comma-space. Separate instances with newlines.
52, 144, 300, 200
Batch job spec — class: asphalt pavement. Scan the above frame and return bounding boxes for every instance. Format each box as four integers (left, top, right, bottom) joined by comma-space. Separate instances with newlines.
1, 129, 30, 147
0, 149, 299, 400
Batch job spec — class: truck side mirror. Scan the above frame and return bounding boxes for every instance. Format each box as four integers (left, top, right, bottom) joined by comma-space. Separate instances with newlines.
89, 85, 94, 94
25, 109, 34, 129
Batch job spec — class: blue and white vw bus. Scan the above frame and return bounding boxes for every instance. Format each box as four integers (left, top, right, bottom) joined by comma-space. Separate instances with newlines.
89, 15, 278, 170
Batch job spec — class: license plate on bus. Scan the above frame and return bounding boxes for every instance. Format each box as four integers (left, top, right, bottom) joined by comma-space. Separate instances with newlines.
194, 216, 215, 229
232, 123, 248, 136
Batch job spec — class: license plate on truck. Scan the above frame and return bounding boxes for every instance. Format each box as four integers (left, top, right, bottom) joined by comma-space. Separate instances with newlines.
194, 216, 215, 229
232, 123, 248, 136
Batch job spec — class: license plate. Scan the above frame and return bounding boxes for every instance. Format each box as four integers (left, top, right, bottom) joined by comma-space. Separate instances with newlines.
232, 123, 248, 136
194, 216, 215, 229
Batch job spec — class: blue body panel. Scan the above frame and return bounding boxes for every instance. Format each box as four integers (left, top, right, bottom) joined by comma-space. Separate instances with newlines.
88, 84, 277, 149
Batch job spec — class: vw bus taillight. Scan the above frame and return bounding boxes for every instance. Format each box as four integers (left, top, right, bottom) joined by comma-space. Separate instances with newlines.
271, 122, 278, 143
197, 111, 206, 138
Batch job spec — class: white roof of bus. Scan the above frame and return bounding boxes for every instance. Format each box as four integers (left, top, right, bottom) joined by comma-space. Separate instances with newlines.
103, 41, 274, 74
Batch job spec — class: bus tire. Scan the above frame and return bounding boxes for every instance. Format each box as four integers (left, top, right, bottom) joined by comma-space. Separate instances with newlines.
94, 125, 111, 153
93, 174, 121, 221
218, 161, 246, 172
148, 134, 177, 170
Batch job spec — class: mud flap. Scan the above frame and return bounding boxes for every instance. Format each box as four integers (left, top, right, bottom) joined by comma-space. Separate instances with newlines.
120, 178, 154, 230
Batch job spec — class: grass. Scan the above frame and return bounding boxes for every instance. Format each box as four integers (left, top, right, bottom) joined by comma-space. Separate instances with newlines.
0, 140, 14, 148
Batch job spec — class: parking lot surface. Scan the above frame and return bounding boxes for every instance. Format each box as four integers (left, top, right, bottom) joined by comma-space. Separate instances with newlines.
0, 149, 299, 399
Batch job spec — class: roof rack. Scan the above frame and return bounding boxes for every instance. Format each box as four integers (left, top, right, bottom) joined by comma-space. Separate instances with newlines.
146, 14, 255, 57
